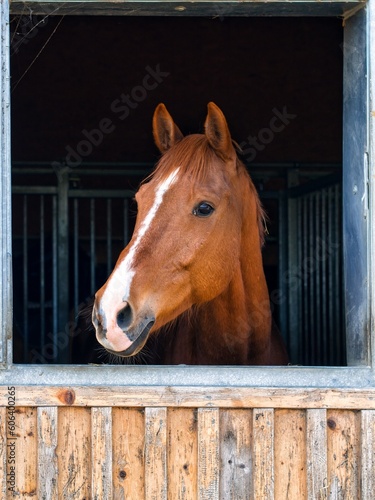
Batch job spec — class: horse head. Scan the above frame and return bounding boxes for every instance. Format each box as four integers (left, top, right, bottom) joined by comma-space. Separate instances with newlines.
92, 102, 286, 365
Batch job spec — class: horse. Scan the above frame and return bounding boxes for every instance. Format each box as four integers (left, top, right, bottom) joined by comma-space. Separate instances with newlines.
92, 102, 288, 365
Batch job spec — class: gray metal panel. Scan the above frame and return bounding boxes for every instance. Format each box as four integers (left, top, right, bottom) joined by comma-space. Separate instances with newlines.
0, 0, 11, 368
0, 364, 374, 389
343, 8, 370, 366
370, 0, 375, 370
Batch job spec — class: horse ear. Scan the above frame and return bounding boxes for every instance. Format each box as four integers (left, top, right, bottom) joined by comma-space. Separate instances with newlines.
153, 103, 184, 153
204, 102, 235, 160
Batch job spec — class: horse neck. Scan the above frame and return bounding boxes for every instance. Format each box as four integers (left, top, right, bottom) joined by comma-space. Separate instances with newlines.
164, 172, 273, 365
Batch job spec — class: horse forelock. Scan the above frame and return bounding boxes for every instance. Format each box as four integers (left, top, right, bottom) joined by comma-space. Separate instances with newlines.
149, 134, 221, 185
148, 133, 267, 247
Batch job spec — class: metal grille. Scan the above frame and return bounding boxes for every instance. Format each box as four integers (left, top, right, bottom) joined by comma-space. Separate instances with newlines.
12, 191, 55, 362
12, 165, 344, 365
287, 179, 345, 366
12, 180, 136, 364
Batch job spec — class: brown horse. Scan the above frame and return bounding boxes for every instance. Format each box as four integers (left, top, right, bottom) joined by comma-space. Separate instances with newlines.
92, 103, 288, 365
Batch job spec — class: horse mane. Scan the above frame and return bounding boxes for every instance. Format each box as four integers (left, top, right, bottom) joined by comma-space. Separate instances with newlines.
148, 134, 267, 246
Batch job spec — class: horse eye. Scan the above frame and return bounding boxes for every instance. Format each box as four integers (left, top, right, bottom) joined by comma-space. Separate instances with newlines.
193, 202, 215, 217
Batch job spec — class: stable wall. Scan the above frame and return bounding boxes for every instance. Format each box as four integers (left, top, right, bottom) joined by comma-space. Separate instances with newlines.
11, 16, 342, 166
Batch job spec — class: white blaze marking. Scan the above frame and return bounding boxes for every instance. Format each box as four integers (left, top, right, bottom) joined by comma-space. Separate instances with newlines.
100, 168, 180, 321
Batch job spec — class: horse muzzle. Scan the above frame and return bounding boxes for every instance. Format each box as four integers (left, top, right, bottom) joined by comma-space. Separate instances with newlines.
92, 301, 155, 356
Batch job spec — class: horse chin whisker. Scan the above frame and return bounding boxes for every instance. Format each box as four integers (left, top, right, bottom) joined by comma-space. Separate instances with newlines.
93, 346, 114, 364
99, 343, 155, 366
133, 346, 151, 365
92, 346, 127, 366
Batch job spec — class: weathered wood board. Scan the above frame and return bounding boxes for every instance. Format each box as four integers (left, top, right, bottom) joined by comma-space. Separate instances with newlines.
0, 387, 374, 498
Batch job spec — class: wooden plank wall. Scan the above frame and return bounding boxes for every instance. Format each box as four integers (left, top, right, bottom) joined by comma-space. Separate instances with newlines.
1, 403, 375, 498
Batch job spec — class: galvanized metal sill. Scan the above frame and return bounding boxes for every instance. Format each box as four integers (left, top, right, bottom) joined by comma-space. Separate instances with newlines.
0, 364, 374, 389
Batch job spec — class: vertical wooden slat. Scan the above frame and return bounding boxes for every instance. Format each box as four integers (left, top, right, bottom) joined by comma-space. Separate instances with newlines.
58, 407, 91, 499
168, 408, 197, 500
112, 408, 145, 499
198, 407, 220, 500
91, 407, 112, 499
220, 409, 252, 500
145, 407, 167, 500
252, 408, 274, 499
38, 407, 58, 500
0, 408, 7, 498
12, 407, 37, 498
360, 410, 375, 497
274, 409, 307, 500
306, 409, 328, 500
327, 410, 360, 499
361, 410, 375, 498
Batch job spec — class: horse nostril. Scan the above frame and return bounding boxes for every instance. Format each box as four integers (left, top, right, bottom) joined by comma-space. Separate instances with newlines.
117, 302, 133, 330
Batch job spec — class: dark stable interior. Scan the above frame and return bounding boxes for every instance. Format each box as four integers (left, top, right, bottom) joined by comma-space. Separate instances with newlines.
10, 15, 344, 365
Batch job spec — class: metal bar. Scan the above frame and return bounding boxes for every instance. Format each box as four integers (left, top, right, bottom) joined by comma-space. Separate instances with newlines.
330, 187, 340, 365
315, 191, 321, 364
90, 199, 96, 295
56, 170, 70, 363
338, 185, 346, 365
321, 188, 328, 366
277, 191, 288, 349
11, 161, 342, 172
309, 194, 315, 365
327, 187, 335, 364
286, 168, 300, 364
23, 195, 28, 362
12, 160, 154, 169
334, 184, 341, 364
73, 199, 79, 320
69, 189, 135, 199
107, 199, 112, 276
12, 186, 57, 195
303, 196, 309, 365
40, 196, 45, 350
52, 196, 58, 341
296, 197, 303, 364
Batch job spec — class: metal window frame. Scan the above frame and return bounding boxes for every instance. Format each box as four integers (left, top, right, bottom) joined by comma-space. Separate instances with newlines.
1, 0, 374, 388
